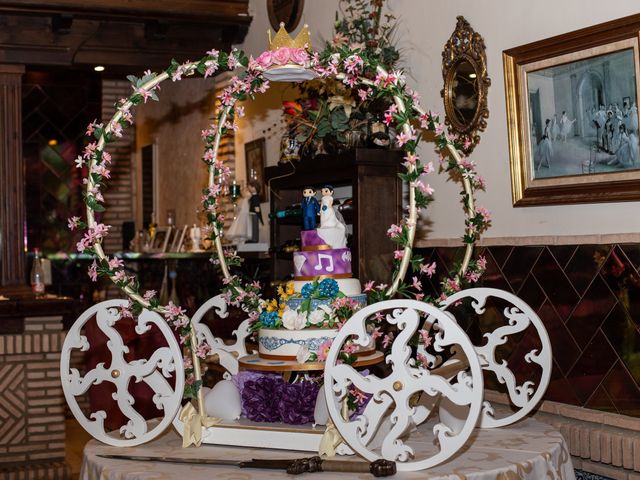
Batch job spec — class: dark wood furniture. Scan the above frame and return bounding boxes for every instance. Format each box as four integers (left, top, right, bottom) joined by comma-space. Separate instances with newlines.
265, 148, 403, 286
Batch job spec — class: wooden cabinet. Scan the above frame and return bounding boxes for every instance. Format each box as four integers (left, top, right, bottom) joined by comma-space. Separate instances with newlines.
265, 148, 403, 286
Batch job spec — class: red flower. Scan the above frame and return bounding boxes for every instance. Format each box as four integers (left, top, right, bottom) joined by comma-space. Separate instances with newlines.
283, 101, 303, 117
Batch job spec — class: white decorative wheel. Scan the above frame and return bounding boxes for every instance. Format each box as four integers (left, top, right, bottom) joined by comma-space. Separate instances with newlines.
189, 294, 251, 376
440, 288, 552, 428
323, 300, 484, 472
60, 300, 185, 446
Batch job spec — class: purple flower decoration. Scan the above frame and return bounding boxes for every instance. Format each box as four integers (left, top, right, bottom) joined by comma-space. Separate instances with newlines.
241, 375, 284, 422
278, 381, 319, 425
233, 371, 279, 417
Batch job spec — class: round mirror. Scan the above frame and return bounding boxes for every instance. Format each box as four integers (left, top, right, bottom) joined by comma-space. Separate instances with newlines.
449, 59, 479, 127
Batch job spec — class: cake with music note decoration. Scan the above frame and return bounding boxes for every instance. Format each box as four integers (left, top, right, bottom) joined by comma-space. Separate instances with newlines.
257, 185, 371, 363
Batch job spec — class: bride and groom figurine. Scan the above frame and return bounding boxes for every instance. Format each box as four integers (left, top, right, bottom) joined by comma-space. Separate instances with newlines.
301, 185, 347, 249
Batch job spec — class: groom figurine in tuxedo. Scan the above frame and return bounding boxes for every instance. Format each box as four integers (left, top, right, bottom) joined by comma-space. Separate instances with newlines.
301, 186, 320, 230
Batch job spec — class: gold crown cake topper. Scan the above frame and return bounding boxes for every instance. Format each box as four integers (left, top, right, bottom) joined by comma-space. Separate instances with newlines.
268, 22, 311, 51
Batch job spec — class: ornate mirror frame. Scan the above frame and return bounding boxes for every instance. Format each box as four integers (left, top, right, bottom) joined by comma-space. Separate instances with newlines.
441, 16, 490, 154
267, 0, 305, 32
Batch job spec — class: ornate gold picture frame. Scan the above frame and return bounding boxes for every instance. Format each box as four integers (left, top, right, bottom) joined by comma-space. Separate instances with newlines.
504, 14, 640, 206
441, 16, 490, 154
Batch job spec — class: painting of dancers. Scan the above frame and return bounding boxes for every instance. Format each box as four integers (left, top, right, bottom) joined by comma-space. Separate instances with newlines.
504, 15, 640, 205
528, 48, 639, 179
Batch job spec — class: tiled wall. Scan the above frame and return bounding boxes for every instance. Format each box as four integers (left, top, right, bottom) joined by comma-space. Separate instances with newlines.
417, 243, 640, 418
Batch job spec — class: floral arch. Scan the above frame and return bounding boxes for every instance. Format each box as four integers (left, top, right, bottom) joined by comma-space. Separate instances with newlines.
71, 39, 490, 395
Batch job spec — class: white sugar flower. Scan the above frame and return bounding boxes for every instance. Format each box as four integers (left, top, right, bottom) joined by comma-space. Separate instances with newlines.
282, 309, 305, 330
296, 345, 311, 364
308, 309, 326, 325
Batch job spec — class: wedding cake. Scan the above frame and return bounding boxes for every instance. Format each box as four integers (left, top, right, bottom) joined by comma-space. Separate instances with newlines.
257, 186, 371, 363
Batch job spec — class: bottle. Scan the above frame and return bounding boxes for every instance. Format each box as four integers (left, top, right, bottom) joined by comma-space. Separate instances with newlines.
30, 248, 45, 297
268, 204, 302, 219
158, 264, 169, 305
149, 211, 157, 240
169, 270, 179, 305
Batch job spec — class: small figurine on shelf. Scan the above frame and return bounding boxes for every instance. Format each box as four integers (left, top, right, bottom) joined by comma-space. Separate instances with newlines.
189, 224, 203, 252
227, 184, 255, 244
301, 186, 320, 231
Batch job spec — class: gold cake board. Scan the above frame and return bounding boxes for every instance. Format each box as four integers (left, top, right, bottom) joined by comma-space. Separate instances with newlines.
238, 351, 384, 372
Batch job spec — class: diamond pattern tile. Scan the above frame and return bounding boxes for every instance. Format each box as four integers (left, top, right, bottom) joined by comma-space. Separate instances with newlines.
517, 274, 546, 312
566, 275, 616, 346
565, 245, 611, 296
548, 245, 577, 269
584, 385, 617, 414
537, 300, 580, 375
602, 361, 640, 417
567, 330, 617, 404
532, 248, 579, 319
23, 69, 101, 253
416, 242, 640, 417
621, 244, 640, 270
502, 246, 542, 293
477, 249, 511, 292
485, 246, 513, 269
545, 359, 580, 406
601, 303, 640, 386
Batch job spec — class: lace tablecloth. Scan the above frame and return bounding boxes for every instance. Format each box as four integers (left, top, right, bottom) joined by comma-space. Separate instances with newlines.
81, 417, 575, 479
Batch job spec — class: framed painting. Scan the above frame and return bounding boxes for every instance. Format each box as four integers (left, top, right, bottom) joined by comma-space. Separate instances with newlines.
504, 14, 640, 205
245, 137, 267, 201
151, 226, 172, 253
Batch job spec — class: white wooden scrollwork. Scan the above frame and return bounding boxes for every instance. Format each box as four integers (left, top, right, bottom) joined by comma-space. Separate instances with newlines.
189, 294, 252, 376
440, 288, 552, 428
323, 300, 484, 472
60, 300, 184, 446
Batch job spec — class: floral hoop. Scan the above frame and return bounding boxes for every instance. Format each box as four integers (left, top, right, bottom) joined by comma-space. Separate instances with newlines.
71, 45, 490, 397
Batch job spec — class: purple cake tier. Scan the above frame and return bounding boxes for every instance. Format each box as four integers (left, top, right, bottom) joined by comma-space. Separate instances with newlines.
293, 248, 352, 279
301, 230, 328, 249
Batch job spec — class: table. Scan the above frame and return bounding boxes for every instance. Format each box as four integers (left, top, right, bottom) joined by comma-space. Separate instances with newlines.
81, 417, 575, 479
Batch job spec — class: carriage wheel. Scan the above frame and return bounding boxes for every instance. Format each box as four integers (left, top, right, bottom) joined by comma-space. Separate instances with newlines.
441, 288, 552, 428
60, 300, 184, 446
323, 300, 484, 472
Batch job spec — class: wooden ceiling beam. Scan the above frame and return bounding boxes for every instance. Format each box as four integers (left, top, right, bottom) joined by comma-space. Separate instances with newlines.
0, 1, 251, 69
0, 0, 251, 25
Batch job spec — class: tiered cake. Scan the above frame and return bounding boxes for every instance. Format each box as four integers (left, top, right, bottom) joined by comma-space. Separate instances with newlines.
257, 188, 371, 363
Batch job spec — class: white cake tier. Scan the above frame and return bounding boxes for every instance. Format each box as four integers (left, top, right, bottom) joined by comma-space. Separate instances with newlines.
258, 328, 338, 360
293, 278, 362, 296
258, 327, 375, 361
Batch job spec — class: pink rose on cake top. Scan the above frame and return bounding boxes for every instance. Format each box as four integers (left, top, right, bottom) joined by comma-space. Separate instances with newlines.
257, 23, 318, 83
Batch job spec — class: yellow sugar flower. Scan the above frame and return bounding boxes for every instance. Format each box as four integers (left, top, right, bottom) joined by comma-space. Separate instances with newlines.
285, 282, 295, 295
266, 299, 278, 312
277, 284, 292, 302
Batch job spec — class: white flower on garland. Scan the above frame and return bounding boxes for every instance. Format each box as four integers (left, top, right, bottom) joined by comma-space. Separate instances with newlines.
307, 309, 326, 325
296, 345, 311, 363
282, 309, 305, 330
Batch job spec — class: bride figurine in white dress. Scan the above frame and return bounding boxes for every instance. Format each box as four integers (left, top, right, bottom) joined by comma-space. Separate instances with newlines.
317, 185, 347, 248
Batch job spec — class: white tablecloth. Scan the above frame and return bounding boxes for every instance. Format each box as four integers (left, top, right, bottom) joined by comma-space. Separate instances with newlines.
81, 417, 575, 479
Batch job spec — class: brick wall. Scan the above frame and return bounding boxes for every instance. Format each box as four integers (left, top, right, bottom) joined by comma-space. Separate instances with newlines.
0, 316, 71, 479
101, 80, 136, 254
213, 74, 236, 231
